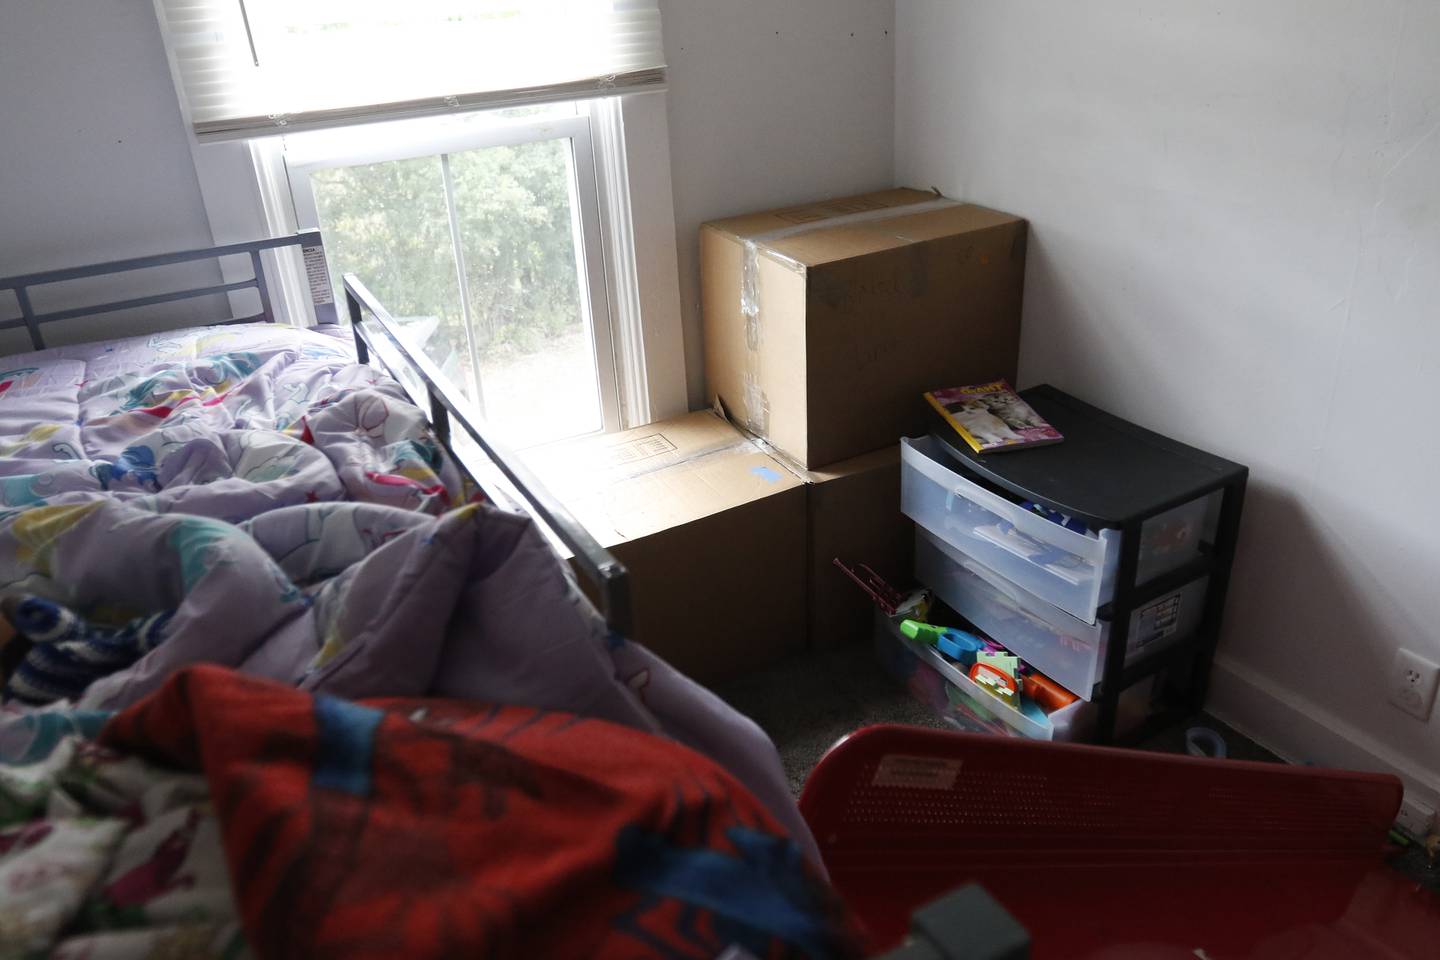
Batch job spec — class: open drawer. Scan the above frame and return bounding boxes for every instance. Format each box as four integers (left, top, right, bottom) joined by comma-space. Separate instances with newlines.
873, 610, 1090, 741
915, 528, 1208, 700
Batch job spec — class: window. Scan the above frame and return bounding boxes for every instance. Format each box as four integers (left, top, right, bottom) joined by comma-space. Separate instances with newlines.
162, 1, 687, 442
286, 104, 619, 446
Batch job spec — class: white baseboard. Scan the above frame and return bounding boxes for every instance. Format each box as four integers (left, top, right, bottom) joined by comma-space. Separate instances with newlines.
1207, 654, 1440, 814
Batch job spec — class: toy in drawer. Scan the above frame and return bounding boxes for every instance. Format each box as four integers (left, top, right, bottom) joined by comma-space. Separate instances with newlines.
873, 611, 1090, 741
900, 436, 1215, 624
915, 528, 1208, 700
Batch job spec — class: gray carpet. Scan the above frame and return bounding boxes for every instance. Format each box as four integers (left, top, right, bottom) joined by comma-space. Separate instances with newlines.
712, 643, 946, 795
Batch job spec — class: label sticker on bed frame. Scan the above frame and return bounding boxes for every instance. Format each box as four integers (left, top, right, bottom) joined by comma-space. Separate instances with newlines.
303, 245, 335, 305
871, 754, 962, 790
302, 245, 340, 324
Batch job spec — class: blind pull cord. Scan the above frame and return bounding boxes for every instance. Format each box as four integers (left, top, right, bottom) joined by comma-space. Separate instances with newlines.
237, 0, 260, 67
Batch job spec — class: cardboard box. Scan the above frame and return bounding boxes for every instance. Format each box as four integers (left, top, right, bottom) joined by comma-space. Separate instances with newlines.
522, 411, 806, 683
799, 445, 913, 650
701, 188, 1027, 468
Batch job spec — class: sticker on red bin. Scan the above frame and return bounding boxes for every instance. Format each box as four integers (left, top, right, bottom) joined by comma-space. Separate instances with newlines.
871, 754, 962, 790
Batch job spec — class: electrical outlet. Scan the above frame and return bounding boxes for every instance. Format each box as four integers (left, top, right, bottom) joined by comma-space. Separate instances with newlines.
1388, 649, 1440, 721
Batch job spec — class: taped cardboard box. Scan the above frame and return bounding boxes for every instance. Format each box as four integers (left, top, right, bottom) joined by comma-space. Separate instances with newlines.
522, 411, 806, 683
801, 445, 912, 650
701, 188, 1026, 469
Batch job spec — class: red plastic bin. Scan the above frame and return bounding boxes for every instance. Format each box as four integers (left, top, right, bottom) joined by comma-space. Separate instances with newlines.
799, 724, 1440, 958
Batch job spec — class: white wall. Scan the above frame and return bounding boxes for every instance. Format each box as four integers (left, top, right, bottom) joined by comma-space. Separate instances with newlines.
0, 0, 219, 350
660, 0, 896, 408
1, 1, 898, 390
897, 1, 1440, 802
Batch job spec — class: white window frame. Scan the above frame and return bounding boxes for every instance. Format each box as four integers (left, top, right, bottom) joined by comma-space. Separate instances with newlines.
284, 106, 622, 434
187, 93, 686, 431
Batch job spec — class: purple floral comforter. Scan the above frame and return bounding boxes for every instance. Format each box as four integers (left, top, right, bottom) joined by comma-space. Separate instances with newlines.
0, 322, 817, 869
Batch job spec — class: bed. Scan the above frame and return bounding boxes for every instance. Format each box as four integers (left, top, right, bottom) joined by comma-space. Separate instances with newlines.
0, 235, 851, 959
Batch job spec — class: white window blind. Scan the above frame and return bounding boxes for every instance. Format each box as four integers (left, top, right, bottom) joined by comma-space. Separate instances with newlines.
156, 0, 666, 141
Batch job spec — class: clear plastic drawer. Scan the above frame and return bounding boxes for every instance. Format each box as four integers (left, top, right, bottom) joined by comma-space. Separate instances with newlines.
915, 528, 1208, 699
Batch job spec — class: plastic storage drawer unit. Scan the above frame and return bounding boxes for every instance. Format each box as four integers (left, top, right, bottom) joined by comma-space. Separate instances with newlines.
873, 611, 1090, 741
901, 436, 1213, 624
916, 528, 1209, 700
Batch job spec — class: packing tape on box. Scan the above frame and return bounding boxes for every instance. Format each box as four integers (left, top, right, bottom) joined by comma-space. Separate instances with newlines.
742, 371, 770, 436
532, 434, 762, 506
736, 196, 962, 437
601, 441, 763, 489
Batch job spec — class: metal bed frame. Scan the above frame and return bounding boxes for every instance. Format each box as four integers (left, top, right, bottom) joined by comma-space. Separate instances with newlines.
0, 232, 322, 351
342, 273, 631, 636
0, 232, 631, 636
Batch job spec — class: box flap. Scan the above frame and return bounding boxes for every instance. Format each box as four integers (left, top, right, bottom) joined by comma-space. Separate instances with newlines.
769, 203, 1023, 268
702, 188, 934, 241
789, 443, 901, 485
523, 411, 804, 547
701, 189, 1025, 269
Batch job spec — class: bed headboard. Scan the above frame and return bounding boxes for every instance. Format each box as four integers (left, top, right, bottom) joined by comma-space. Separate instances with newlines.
0, 231, 333, 351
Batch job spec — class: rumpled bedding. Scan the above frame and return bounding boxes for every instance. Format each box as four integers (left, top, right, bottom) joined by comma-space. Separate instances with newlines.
0, 323, 459, 521
0, 667, 859, 960
0, 323, 819, 880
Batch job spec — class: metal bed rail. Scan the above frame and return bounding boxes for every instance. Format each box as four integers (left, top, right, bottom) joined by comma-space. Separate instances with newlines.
0, 231, 327, 350
343, 273, 633, 638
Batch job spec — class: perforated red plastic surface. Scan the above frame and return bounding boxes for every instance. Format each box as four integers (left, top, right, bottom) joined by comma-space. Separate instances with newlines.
799, 725, 1440, 958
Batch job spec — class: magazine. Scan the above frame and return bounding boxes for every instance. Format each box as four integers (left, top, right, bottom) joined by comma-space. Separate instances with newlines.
925, 380, 1063, 454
